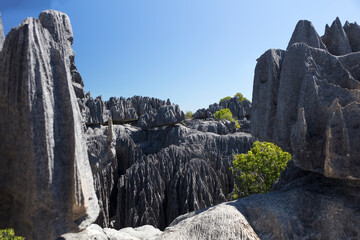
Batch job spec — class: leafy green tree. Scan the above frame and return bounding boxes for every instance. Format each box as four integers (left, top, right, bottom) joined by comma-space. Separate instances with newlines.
219, 96, 231, 102
0, 229, 24, 240
185, 111, 193, 119
231, 141, 291, 198
214, 108, 240, 128
234, 92, 248, 102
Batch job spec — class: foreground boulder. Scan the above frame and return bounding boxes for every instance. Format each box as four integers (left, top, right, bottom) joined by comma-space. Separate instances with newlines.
0, 10, 99, 239
159, 202, 259, 240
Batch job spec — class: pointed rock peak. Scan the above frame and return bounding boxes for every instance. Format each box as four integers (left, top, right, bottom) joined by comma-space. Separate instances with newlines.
0, 12, 5, 51
325, 24, 330, 31
343, 20, 360, 52
38, 10, 73, 46
334, 17, 342, 25
322, 17, 352, 55
287, 20, 326, 50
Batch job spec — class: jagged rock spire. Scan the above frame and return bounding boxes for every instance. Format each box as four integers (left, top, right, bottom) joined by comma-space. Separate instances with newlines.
343, 21, 360, 52
287, 20, 326, 50
321, 17, 352, 55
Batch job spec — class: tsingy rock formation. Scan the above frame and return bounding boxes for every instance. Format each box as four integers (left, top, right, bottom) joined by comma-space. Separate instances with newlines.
80, 93, 182, 127
252, 17, 360, 179
0, 10, 99, 239
244, 17, 360, 238
84, 119, 254, 230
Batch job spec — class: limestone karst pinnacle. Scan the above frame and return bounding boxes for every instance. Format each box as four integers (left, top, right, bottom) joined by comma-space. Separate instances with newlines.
287, 19, 327, 50
322, 17, 352, 55
0, 10, 99, 239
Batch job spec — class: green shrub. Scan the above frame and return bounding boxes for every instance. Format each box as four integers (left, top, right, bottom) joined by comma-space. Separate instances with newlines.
219, 96, 231, 103
231, 141, 291, 198
214, 108, 240, 128
0, 229, 24, 240
234, 92, 248, 102
185, 111, 193, 119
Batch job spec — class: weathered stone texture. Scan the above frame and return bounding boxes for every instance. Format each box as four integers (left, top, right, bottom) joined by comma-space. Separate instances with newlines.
0, 10, 99, 239
252, 18, 360, 180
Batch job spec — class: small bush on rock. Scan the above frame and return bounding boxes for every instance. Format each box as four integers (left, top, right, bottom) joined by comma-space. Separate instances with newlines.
185, 111, 193, 119
0, 229, 24, 240
234, 92, 249, 102
214, 108, 240, 128
231, 141, 291, 198
219, 96, 231, 102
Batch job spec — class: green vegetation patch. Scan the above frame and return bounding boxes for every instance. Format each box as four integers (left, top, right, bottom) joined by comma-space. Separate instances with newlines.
219, 96, 231, 103
219, 93, 249, 103
214, 108, 240, 128
231, 141, 291, 198
0, 229, 24, 240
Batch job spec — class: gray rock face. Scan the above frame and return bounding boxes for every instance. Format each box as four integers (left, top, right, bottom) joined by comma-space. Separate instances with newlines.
0, 13, 4, 51
137, 105, 185, 129
236, 168, 360, 240
343, 21, 360, 52
252, 18, 360, 180
183, 118, 230, 135
79, 94, 177, 127
322, 17, 352, 55
194, 97, 251, 121
192, 108, 213, 119
251, 49, 285, 141
0, 10, 99, 239
107, 96, 170, 123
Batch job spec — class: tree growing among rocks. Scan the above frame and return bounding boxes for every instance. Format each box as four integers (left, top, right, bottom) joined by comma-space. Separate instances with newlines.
231, 141, 291, 198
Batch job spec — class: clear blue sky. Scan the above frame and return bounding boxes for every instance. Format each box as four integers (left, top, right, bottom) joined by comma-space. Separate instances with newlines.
1, 1, 360, 112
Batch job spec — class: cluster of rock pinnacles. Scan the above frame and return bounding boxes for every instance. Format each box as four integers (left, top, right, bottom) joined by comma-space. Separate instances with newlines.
0, 10, 360, 240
